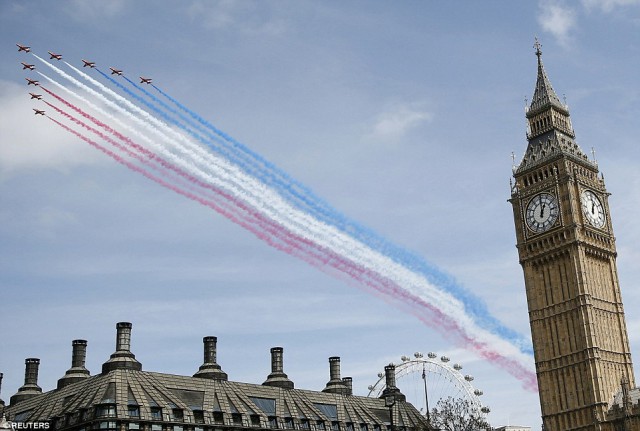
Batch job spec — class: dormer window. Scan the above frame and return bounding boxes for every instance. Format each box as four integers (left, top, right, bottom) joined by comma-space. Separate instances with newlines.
96, 404, 116, 418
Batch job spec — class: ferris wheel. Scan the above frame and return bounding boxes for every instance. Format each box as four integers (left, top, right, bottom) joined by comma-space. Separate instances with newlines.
367, 352, 490, 418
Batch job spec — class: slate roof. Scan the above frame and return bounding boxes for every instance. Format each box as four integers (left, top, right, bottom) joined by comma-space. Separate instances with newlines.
3, 369, 429, 431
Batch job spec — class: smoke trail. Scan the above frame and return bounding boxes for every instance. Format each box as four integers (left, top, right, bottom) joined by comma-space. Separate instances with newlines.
61, 56, 529, 356
115, 67, 534, 355
33, 54, 537, 388
49, 106, 537, 391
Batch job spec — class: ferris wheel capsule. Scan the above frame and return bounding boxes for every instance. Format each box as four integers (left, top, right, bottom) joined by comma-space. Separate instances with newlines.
377, 372, 384, 378
368, 385, 375, 391
474, 389, 483, 396
464, 374, 474, 381
414, 352, 423, 358
453, 363, 462, 370
481, 406, 491, 414
401, 355, 410, 362
427, 352, 437, 358
440, 356, 450, 363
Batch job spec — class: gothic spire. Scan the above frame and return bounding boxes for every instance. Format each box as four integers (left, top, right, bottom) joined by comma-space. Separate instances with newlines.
528, 38, 567, 117
515, 39, 594, 174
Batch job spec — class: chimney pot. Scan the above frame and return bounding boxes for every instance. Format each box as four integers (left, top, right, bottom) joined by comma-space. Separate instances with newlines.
322, 357, 349, 395
58, 339, 90, 389
380, 364, 405, 402
101, 322, 142, 373
10, 358, 43, 405
263, 347, 294, 389
0, 372, 4, 406
194, 336, 228, 381
342, 377, 353, 395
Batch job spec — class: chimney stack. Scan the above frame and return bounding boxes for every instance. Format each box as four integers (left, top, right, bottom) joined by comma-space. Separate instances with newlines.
102, 322, 142, 373
342, 377, 353, 396
193, 336, 228, 380
0, 372, 4, 407
322, 357, 349, 395
10, 358, 43, 405
263, 347, 294, 389
57, 340, 91, 389
380, 364, 405, 402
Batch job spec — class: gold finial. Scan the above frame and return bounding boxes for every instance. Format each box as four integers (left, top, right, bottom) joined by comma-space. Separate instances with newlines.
534, 37, 542, 58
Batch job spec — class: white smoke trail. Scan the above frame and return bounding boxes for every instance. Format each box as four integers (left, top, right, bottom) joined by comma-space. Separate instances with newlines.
35, 55, 535, 380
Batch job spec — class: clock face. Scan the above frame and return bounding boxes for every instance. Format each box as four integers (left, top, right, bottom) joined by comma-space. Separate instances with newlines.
581, 190, 606, 228
525, 193, 559, 233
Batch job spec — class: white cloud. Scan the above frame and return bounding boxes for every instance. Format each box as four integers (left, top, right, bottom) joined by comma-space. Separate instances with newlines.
581, 0, 640, 12
64, 0, 126, 20
0, 81, 104, 179
187, 0, 286, 35
537, 1, 577, 47
369, 103, 433, 142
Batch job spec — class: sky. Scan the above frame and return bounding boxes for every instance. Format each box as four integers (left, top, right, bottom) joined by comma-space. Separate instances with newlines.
1, 1, 639, 429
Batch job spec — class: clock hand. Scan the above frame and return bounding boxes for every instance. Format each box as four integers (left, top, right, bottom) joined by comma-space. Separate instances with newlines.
540, 203, 546, 218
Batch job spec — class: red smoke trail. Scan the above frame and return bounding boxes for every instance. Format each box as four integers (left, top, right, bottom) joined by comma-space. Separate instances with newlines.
46, 105, 538, 391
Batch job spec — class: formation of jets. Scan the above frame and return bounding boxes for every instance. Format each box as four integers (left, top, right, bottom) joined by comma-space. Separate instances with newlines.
18, 44, 155, 118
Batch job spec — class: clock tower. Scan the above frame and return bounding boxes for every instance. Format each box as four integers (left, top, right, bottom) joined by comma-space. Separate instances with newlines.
510, 41, 635, 430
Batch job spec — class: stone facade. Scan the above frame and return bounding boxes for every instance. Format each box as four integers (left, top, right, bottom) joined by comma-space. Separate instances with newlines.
510, 42, 638, 430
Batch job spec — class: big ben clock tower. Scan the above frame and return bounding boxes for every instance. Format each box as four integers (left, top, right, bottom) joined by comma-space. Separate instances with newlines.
510, 41, 636, 430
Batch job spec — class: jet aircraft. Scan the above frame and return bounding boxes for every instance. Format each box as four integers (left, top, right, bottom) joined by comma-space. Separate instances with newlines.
25, 78, 39, 86
48, 51, 62, 60
29, 93, 43, 100
16, 44, 30, 52
139, 76, 152, 84
21, 62, 35, 70
82, 59, 96, 68
33, 109, 45, 116
110, 67, 123, 75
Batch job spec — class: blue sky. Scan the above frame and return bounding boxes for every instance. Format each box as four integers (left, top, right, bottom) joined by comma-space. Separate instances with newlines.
1, 1, 639, 429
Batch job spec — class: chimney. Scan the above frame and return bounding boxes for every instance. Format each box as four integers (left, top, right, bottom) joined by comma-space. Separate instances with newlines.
193, 336, 228, 380
322, 357, 349, 395
263, 347, 294, 389
10, 358, 43, 405
380, 364, 405, 402
102, 322, 142, 373
57, 340, 91, 389
342, 377, 353, 396
0, 372, 4, 407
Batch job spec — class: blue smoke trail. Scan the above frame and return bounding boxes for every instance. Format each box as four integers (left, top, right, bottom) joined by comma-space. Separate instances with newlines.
92, 67, 533, 355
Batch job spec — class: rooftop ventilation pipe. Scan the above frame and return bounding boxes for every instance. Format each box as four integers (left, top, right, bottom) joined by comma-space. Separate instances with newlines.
193, 336, 228, 380
262, 347, 294, 389
342, 377, 353, 396
57, 339, 91, 389
322, 357, 349, 395
380, 364, 405, 402
102, 322, 142, 373
10, 358, 43, 405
